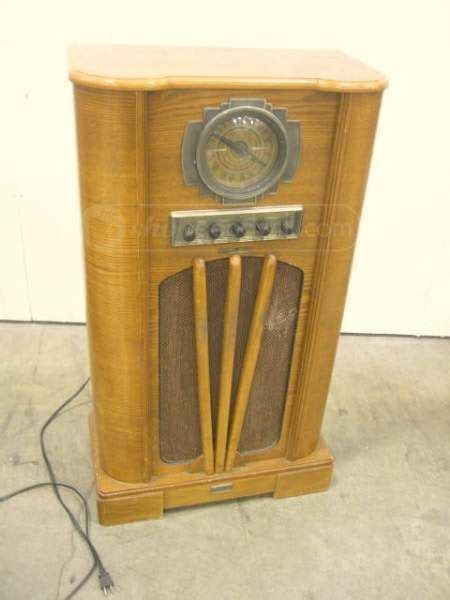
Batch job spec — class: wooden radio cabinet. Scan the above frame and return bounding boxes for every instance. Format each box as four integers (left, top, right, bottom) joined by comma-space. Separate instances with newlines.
69, 46, 387, 525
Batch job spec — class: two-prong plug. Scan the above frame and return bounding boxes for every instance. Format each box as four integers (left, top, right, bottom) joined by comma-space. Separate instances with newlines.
98, 568, 114, 596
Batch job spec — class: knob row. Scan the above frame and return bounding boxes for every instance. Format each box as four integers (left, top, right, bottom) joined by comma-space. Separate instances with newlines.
183, 218, 295, 243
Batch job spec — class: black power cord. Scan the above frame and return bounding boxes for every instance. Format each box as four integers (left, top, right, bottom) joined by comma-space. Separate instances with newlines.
0, 377, 114, 598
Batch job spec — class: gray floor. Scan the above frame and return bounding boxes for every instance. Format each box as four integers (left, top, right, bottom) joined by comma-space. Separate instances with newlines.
0, 323, 449, 600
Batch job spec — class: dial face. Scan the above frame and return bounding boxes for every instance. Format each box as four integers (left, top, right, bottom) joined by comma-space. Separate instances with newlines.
196, 107, 288, 202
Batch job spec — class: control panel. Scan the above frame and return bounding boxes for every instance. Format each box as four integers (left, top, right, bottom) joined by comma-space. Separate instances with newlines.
170, 205, 303, 247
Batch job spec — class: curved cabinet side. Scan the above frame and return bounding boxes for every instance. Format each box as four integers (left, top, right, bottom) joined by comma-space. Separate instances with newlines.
287, 92, 383, 460
74, 86, 150, 483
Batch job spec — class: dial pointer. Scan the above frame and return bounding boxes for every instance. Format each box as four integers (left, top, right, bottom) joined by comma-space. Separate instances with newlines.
211, 132, 267, 168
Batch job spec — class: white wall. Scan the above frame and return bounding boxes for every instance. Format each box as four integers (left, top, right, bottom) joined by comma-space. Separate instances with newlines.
1, 0, 449, 334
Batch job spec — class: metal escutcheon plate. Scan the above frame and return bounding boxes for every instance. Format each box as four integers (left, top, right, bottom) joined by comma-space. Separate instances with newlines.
170, 205, 303, 247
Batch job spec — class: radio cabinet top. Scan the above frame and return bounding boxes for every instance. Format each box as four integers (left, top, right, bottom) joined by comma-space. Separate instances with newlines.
69, 45, 388, 93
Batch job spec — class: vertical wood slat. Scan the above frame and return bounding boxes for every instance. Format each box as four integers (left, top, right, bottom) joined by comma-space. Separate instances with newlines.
286, 93, 382, 460
215, 255, 242, 473
135, 91, 152, 480
225, 254, 277, 471
193, 258, 214, 475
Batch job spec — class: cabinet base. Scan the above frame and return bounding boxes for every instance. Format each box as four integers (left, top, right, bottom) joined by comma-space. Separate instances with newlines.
89, 416, 333, 526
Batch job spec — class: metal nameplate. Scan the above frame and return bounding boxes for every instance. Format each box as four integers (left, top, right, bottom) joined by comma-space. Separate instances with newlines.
211, 482, 234, 494
170, 205, 303, 247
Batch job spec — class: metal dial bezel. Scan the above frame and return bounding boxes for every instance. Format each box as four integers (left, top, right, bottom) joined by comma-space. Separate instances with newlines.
195, 106, 289, 203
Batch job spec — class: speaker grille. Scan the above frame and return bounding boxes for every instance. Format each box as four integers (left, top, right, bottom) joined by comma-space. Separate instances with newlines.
237, 259, 302, 452
159, 257, 303, 464
159, 268, 202, 462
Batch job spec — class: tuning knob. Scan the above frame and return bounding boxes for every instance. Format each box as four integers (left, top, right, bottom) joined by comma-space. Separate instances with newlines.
208, 222, 221, 240
183, 224, 196, 242
280, 218, 295, 235
231, 222, 246, 238
256, 220, 271, 236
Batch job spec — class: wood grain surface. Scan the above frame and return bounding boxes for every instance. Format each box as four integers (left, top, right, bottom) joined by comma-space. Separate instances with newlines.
225, 254, 277, 471
214, 255, 241, 474
69, 45, 388, 93
193, 258, 215, 475
75, 86, 150, 483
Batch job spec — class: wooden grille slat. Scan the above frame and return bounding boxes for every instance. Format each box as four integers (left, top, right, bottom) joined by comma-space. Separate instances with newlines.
215, 255, 242, 474
225, 254, 277, 471
193, 258, 215, 475
238, 262, 303, 453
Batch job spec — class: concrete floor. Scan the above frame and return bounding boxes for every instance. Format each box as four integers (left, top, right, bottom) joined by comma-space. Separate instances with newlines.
0, 323, 449, 600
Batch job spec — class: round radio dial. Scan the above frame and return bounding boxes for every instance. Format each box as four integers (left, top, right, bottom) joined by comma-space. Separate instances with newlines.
195, 105, 289, 203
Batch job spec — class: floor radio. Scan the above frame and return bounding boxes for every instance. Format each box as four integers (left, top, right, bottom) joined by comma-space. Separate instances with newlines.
69, 46, 387, 525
